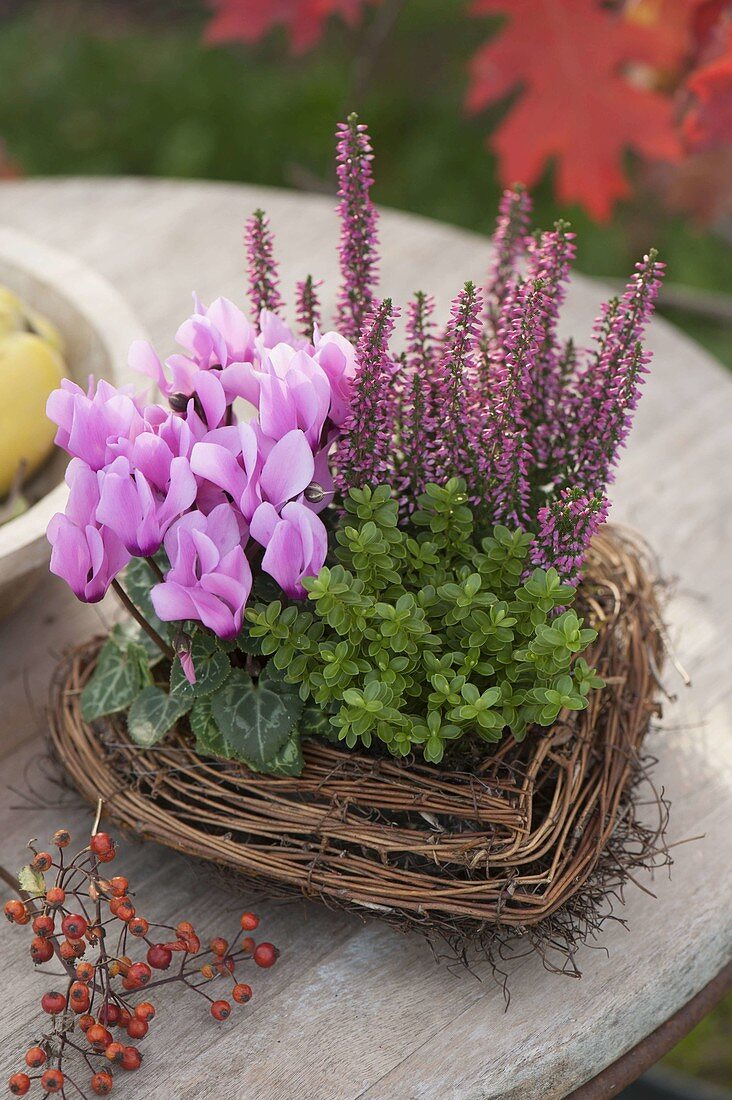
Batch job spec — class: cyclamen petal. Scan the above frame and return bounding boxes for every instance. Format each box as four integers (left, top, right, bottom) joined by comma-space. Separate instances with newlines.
48, 514, 129, 603
254, 500, 327, 598
260, 430, 315, 507
152, 504, 252, 639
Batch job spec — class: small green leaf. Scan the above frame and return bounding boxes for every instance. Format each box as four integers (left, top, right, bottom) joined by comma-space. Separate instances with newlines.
81, 638, 144, 722
211, 668, 303, 769
127, 686, 190, 748
189, 696, 226, 757
18, 864, 45, 896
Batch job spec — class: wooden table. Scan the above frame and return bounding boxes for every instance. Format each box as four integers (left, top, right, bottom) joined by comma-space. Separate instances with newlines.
0, 179, 730, 1100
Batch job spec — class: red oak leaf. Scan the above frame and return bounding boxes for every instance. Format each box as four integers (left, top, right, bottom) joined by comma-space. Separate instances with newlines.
467, 0, 684, 220
204, 0, 373, 54
684, 24, 732, 150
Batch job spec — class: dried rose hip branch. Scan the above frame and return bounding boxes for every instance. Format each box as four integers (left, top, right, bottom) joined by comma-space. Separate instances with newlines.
4, 822, 278, 1098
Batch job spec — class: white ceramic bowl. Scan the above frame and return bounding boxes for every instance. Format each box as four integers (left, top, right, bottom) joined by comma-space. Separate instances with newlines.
0, 226, 144, 620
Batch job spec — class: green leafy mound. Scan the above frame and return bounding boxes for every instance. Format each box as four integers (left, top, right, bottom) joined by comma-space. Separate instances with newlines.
79, 479, 603, 775
247, 480, 603, 765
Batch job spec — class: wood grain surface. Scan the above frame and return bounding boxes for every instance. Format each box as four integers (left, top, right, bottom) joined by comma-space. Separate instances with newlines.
0, 178, 730, 1099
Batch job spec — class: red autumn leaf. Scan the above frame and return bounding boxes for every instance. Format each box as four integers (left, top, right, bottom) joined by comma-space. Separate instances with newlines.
466, 0, 684, 220
683, 23, 732, 151
204, 0, 373, 54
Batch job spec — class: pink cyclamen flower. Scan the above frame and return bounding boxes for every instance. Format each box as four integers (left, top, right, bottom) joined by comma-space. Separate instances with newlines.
250, 501, 328, 598
47, 460, 130, 602
129, 295, 260, 402
151, 504, 252, 639
312, 328, 357, 428
191, 424, 316, 524
96, 454, 197, 557
46, 378, 147, 472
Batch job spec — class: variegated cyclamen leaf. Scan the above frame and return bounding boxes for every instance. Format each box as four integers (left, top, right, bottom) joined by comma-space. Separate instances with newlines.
127, 686, 190, 749
81, 638, 144, 722
189, 696, 226, 758
258, 729, 304, 776
210, 669, 303, 769
123, 557, 171, 642
110, 619, 165, 667
170, 637, 232, 703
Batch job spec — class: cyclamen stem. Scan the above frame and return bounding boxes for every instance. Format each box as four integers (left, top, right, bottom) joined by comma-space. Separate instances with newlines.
111, 579, 174, 662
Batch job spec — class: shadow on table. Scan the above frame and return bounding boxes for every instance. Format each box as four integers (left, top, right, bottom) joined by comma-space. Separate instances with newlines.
620, 1068, 732, 1099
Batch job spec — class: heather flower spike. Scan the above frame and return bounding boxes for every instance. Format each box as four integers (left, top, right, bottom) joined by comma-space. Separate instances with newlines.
531, 487, 609, 586
432, 281, 483, 490
483, 277, 544, 528
295, 274, 322, 339
245, 209, 284, 322
335, 113, 379, 342
485, 185, 532, 330
570, 250, 663, 489
394, 292, 439, 502
523, 223, 577, 469
336, 298, 398, 490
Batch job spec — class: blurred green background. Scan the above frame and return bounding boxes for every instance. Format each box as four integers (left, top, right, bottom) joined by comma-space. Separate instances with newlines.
0, 2, 729, 1091
2, 1, 732, 371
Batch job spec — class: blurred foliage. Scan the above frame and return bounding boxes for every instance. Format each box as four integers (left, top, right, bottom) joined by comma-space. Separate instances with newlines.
0, 2, 731, 368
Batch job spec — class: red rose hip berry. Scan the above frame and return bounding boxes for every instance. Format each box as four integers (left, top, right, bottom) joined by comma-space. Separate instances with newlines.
90, 832, 114, 857
41, 991, 66, 1015
61, 913, 88, 941
32, 913, 55, 938
146, 944, 172, 971
8, 1074, 31, 1096
134, 1001, 155, 1021
121, 1046, 142, 1071
211, 1000, 231, 1020
91, 1071, 114, 1096
24, 1046, 46, 1069
41, 1068, 64, 1092
4, 900, 28, 924
126, 1017, 148, 1040
233, 982, 252, 1003
240, 911, 259, 931
30, 936, 54, 964
253, 942, 278, 968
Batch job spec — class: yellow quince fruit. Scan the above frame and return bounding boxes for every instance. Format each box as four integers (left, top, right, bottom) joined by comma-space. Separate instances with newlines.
0, 286, 65, 354
0, 327, 66, 497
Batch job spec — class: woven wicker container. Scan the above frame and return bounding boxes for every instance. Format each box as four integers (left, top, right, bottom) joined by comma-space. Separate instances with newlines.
49, 526, 666, 959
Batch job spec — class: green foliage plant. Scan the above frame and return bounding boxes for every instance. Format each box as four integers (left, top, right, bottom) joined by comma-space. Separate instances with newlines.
246, 480, 604, 765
